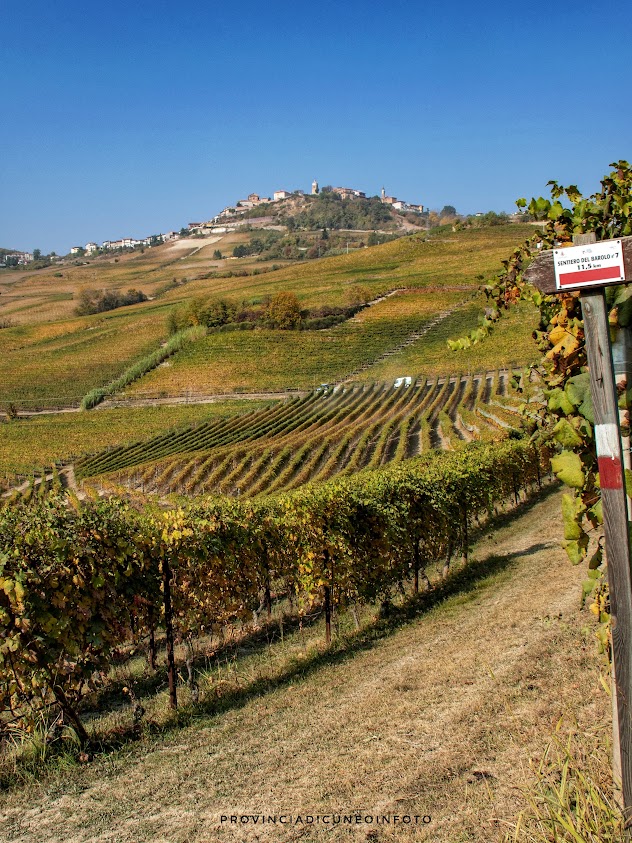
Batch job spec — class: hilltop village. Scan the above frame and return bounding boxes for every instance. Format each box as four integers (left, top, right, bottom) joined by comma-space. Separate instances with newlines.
198, 180, 424, 230
29, 180, 426, 262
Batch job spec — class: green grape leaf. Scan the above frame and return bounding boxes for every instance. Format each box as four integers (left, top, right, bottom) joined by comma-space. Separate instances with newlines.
563, 536, 589, 565
565, 373, 595, 423
587, 499, 603, 526
553, 418, 583, 448
613, 286, 632, 327
551, 451, 585, 489
561, 493, 586, 540
548, 388, 575, 416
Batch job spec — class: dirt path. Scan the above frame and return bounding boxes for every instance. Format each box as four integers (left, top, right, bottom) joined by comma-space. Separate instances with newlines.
0, 489, 607, 842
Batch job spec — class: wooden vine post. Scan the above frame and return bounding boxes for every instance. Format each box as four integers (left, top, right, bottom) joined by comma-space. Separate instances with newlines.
525, 233, 632, 829
162, 558, 178, 709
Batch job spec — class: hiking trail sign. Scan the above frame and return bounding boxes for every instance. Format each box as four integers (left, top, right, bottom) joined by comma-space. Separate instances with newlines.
553, 238, 625, 290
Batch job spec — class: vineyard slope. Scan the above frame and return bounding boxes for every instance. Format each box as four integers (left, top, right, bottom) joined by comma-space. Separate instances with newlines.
0, 488, 603, 843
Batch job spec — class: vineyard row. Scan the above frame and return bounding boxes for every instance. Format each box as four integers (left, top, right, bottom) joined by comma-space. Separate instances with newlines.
79, 370, 523, 499
0, 439, 546, 740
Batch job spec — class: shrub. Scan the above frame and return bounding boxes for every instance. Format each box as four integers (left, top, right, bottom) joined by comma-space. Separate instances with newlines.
74, 288, 148, 316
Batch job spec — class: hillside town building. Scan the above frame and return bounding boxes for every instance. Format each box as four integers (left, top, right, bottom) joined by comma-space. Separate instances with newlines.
332, 187, 366, 200
1, 252, 33, 265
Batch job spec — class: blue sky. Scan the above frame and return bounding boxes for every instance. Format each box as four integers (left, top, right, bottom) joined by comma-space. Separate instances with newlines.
1, 0, 630, 254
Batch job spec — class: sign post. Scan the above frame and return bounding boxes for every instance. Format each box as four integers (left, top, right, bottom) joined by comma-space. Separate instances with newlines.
525, 233, 632, 830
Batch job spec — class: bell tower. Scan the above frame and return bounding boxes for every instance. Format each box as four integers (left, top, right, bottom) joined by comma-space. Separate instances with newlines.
311, 179, 319, 195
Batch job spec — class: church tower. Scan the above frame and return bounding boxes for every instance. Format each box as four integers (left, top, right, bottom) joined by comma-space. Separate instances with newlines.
381, 186, 386, 201
312, 179, 319, 195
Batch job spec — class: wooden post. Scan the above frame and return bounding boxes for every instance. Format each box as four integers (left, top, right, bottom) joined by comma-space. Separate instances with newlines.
611, 321, 632, 806
324, 585, 332, 644
162, 558, 178, 710
576, 234, 632, 827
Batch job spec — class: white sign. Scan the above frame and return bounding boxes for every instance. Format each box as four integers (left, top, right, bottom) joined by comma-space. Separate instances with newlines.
553, 239, 625, 291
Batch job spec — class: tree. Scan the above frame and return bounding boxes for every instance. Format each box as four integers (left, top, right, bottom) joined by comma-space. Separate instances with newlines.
346, 285, 371, 306
33, 248, 42, 261
440, 205, 457, 217
267, 291, 302, 330
213, 249, 222, 260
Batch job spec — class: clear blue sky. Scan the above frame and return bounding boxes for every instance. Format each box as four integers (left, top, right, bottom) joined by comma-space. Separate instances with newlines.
1, 0, 630, 255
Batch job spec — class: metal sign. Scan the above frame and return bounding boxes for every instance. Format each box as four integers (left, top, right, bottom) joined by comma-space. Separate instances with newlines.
553, 238, 625, 291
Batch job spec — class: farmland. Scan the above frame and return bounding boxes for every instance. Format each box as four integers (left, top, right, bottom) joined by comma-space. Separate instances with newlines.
0, 217, 606, 843
77, 369, 528, 499
0, 400, 274, 480
0, 222, 542, 482
0, 305, 169, 408
0, 225, 539, 408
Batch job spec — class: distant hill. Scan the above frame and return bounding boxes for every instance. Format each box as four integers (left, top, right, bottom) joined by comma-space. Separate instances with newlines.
237, 191, 424, 232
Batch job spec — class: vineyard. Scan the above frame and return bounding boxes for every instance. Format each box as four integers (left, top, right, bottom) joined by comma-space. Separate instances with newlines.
0, 226, 539, 411
0, 438, 547, 746
75, 369, 528, 498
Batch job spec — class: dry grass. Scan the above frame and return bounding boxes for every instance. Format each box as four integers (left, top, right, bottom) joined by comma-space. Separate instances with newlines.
0, 488, 611, 842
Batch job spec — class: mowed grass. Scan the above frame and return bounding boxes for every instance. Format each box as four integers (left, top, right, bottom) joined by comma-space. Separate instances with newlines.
0, 400, 275, 477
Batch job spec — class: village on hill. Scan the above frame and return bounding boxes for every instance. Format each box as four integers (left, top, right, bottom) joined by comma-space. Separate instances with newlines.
58, 180, 427, 260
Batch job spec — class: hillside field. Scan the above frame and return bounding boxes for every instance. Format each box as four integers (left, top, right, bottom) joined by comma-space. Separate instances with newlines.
0, 217, 615, 843
0, 225, 540, 413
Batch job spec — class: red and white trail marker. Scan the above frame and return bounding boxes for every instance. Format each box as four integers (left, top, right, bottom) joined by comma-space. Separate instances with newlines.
596, 422, 624, 490
554, 238, 625, 291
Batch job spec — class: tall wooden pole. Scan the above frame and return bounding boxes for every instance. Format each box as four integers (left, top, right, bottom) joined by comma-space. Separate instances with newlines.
577, 234, 632, 828
611, 319, 632, 805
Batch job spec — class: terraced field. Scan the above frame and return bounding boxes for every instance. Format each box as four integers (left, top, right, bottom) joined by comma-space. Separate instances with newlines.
78, 370, 528, 498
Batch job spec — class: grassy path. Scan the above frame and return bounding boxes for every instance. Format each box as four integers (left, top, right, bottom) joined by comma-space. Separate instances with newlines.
0, 488, 607, 842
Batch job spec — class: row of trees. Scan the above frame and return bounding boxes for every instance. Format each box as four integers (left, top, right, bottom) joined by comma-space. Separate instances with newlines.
167, 287, 372, 334
74, 287, 148, 316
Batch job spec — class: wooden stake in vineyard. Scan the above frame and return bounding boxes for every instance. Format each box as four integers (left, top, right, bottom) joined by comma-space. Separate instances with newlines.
525, 233, 632, 830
